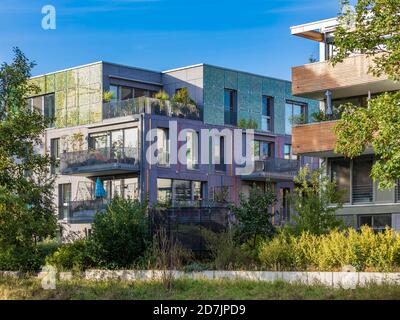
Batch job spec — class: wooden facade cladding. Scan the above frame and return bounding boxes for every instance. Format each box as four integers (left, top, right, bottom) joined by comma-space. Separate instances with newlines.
292, 121, 337, 155
292, 54, 386, 97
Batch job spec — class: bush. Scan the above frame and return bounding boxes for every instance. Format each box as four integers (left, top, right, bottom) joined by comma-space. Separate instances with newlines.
0, 240, 59, 272
45, 239, 91, 272
258, 226, 400, 272
87, 198, 150, 269
202, 229, 258, 270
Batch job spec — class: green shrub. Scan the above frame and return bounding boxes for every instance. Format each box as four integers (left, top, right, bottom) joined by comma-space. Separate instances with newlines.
45, 239, 91, 272
202, 229, 257, 270
0, 240, 59, 272
87, 198, 150, 269
258, 226, 400, 272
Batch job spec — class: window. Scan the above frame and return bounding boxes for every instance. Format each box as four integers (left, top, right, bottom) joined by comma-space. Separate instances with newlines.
359, 214, 391, 231
262, 96, 273, 131
352, 157, 373, 203
157, 179, 204, 205
157, 179, 172, 203
280, 188, 291, 222
173, 180, 192, 202
50, 138, 60, 174
109, 85, 119, 102
121, 86, 133, 100
224, 89, 237, 126
284, 144, 297, 160
253, 140, 272, 160
89, 128, 138, 152
58, 183, 71, 220
215, 136, 226, 171
44, 94, 55, 127
186, 131, 199, 170
101, 177, 139, 200
330, 158, 351, 203
27, 93, 55, 128
156, 128, 169, 166
285, 101, 306, 135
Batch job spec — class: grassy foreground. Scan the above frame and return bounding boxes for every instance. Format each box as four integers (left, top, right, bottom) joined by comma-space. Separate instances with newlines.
1, 277, 400, 300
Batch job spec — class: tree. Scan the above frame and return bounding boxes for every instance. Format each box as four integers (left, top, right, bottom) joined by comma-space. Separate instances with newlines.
0, 48, 57, 270
331, 0, 400, 189
230, 185, 276, 247
88, 198, 150, 268
290, 166, 344, 235
172, 88, 196, 106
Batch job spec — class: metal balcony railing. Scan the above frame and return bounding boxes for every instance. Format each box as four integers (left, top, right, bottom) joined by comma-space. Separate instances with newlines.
67, 198, 108, 223
60, 147, 139, 175
102, 97, 201, 121
254, 158, 299, 177
352, 184, 373, 203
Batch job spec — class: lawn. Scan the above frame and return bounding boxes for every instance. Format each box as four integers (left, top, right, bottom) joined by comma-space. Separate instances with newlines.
1, 276, 400, 300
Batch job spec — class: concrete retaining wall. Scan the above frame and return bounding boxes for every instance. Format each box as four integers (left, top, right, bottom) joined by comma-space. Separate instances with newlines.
80, 270, 400, 289
3, 270, 400, 288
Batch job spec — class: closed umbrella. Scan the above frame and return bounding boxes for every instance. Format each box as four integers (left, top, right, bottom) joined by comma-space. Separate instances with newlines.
95, 177, 107, 198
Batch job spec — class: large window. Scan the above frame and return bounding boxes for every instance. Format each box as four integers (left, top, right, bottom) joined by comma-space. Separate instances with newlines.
352, 157, 373, 203
224, 89, 237, 126
157, 178, 204, 204
102, 177, 139, 200
109, 85, 156, 101
50, 138, 60, 174
253, 140, 272, 160
285, 101, 306, 135
359, 214, 391, 231
186, 131, 199, 170
331, 158, 351, 203
58, 183, 71, 220
262, 96, 273, 132
89, 128, 138, 151
27, 93, 55, 128
330, 156, 373, 204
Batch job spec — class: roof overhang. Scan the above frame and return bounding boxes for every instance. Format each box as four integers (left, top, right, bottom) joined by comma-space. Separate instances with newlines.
290, 17, 338, 42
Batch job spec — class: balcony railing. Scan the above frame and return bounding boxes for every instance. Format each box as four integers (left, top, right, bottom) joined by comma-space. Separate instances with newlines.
60, 147, 139, 176
67, 199, 108, 223
102, 97, 201, 121
352, 184, 373, 203
241, 158, 299, 181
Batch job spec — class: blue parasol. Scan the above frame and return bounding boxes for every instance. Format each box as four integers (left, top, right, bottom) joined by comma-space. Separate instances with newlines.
95, 177, 107, 198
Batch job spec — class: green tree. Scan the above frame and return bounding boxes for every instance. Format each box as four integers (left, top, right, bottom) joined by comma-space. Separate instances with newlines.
290, 166, 344, 235
0, 48, 57, 271
332, 0, 400, 189
230, 185, 276, 247
88, 198, 150, 268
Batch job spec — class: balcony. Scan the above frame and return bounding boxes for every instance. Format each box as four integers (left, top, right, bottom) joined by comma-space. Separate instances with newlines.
241, 158, 299, 182
292, 54, 398, 100
60, 147, 139, 176
66, 199, 108, 223
102, 97, 201, 121
292, 121, 337, 156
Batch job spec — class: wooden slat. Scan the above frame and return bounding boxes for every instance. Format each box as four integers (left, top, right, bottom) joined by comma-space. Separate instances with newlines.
292, 121, 337, 155
292, 54, 386, 96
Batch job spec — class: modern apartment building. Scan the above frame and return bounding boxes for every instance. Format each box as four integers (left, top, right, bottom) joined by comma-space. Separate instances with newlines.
29, 61, 318, 235
290, 18, 400, 231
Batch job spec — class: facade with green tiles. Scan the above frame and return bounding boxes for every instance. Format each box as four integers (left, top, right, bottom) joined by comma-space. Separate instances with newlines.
202, 64, 318, 134
30, 62, 103, 128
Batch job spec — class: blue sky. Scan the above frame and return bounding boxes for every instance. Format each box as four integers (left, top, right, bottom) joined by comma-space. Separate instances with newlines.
0, 0, 343, 80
